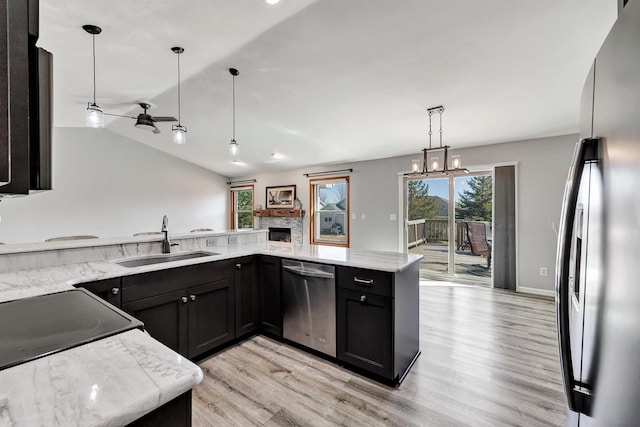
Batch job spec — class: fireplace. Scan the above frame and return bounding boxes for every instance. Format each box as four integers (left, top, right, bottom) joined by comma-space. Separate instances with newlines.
269, 227, 291, 243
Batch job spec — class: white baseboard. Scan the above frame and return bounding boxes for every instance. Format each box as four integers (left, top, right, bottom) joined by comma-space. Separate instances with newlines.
518, 286, 555, 298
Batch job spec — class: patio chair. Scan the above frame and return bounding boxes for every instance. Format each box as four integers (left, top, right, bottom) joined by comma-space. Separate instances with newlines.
465, 221, 492, 269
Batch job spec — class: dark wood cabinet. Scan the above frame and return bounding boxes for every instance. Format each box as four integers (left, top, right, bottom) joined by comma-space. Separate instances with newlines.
122, 289, 189, 356
234, 256, 258, 338
1, 0, 52, 195
188, 279, 235, 358
121, 260, 236, 358
336, 264, 420, 383
259, 256, 282, 336
127, 391, 192, 427
337, 288, 393, 378
77, 278, 122, 307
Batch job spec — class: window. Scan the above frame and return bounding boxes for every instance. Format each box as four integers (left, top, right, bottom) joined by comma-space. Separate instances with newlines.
310, 177, 349, 246
230, 185, 254, 230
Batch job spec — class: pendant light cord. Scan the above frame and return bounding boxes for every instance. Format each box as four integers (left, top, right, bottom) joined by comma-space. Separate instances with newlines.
232, 74, 236, 140
177, 52, 181, 125
92, 34, 97, 105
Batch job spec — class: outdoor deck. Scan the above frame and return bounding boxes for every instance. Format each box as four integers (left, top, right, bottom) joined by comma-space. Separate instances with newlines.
409, 241, 492, 286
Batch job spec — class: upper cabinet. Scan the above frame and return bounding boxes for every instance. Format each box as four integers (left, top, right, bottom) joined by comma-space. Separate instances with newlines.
0, 0, 52, 196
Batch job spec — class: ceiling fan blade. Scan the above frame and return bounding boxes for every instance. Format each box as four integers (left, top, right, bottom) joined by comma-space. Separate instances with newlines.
151, 116, 178, 122
152, 124, 161, 134
103, 112, 137, 119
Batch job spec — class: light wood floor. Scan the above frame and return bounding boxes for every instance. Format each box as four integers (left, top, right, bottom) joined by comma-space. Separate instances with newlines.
193, 284, 566, 426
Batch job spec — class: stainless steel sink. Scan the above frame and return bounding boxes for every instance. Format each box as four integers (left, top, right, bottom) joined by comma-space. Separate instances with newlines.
113, 251, 219, 268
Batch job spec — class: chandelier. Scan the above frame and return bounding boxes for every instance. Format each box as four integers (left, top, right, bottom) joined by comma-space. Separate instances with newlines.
407, 106, 468, 176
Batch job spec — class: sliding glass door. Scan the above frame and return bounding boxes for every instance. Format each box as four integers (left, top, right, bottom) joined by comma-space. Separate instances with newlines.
407, 171, 493, 286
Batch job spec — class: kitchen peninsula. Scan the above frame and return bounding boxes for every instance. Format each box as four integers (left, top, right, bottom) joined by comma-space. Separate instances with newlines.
0, 230, 422, 426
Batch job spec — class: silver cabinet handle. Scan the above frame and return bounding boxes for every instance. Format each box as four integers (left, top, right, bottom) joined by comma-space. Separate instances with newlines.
181, 296, 188, 304
354, 277, 374, 286
236, 263, 242, 270
360, 295, 367, 302
190, 294, 197, 301
111, 288, 119, 295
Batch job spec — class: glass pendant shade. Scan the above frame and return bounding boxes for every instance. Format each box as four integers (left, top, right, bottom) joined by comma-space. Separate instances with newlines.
411, 159, 421, 173
430, 156, 440, 172
172, 124, 187, 145
451, 154, 461, 169
229, 139, 239, 156
86, 103, 104, 128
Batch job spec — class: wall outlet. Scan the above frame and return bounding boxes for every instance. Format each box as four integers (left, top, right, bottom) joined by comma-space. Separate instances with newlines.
389, 214, 397, 221
351, 213, 356, 220
206, 239, 217, 247
540, 267, 548, 277
361, 213, 366, 220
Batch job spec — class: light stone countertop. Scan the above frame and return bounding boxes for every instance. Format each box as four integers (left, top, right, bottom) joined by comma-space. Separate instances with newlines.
0, 241, 421, 426
0, 242, 422, 303
0, 329, 203, 427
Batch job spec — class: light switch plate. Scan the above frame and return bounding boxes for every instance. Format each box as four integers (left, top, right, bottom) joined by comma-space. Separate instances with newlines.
206, 239, 217, 247
389, 214, 397, 221
540, 267, 548, 276
351, 213, 356, 220
361, 213, 366, 220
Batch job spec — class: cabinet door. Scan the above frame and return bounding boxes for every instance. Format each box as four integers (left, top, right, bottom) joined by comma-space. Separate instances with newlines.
78, 278, 121, 307
188, 278, 235, 358
122, 289, 189, 356
337, 288, 393, 379
259, 256, 282, 336
234, 257, 258, 338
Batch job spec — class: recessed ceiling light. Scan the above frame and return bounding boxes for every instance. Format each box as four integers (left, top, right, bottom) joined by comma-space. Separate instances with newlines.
265, 0, 280, 4
231, 160, 246, 166
271, 152, 284, 160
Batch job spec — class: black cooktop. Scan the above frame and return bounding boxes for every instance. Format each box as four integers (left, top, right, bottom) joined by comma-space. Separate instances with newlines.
0, 289, 143, 371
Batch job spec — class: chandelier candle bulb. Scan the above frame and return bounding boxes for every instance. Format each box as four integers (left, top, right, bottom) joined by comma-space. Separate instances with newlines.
452, 155, 461, 169
431, 156, 440, 172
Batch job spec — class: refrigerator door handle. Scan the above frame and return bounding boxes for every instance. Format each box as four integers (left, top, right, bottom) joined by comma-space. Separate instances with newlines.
556, 137, 600, 416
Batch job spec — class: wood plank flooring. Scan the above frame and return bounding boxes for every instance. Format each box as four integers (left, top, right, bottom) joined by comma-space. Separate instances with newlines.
193, 284, 566, 426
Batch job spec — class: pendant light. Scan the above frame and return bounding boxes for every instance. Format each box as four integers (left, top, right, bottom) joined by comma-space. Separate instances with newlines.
405, 106, 469, 177
83, 25, 104, 128
171, 47, 187, 145
229, 68, 240, 156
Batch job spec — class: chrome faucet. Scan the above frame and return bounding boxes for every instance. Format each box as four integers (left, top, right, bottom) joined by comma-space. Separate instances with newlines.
161, 215, 178, 253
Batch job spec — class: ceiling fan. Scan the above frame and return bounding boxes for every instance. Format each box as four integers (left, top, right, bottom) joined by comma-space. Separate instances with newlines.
105, 103, 178, 134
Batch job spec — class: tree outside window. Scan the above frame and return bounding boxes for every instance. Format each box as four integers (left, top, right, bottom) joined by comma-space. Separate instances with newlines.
231, 186, 254, 230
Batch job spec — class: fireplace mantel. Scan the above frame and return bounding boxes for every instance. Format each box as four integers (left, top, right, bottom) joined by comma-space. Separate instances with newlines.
253, 209, 305, 218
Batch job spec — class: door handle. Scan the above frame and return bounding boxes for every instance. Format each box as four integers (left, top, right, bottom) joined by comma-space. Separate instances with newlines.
190, 294, 197, 301
181, 296, 188, 304
360, 295, 367, 303
111, 288, 119, 295
236, 263, 242, 270
556, 137, 599, 416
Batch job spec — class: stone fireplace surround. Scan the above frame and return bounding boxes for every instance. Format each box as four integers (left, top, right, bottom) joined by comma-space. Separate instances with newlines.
257, 216, 304, 245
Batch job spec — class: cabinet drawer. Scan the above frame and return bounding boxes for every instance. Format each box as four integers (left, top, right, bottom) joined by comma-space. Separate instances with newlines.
122, 259, 234, 303
337, 266, 393, 297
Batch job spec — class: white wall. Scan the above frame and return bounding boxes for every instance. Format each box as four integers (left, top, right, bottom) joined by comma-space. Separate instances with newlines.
0, 128, 228, 244
239, 133, 577, 293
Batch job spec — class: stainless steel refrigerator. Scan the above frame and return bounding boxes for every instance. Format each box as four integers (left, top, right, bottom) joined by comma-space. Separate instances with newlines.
556, 0, 640, 425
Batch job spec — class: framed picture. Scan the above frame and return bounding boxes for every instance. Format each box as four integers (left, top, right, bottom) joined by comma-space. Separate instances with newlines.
266, 185, 296, 209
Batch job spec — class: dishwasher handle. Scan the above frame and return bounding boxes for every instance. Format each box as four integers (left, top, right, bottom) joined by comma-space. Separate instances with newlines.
283, 265, 335, 279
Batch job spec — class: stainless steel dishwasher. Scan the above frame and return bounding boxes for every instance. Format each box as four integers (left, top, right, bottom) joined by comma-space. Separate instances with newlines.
282, 260, 336, 357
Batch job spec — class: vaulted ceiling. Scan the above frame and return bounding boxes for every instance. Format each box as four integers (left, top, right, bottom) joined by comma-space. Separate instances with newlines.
39, 0, 616, 177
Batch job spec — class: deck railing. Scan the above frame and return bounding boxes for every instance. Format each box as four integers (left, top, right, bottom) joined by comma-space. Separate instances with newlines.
407, 218, 492, 249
